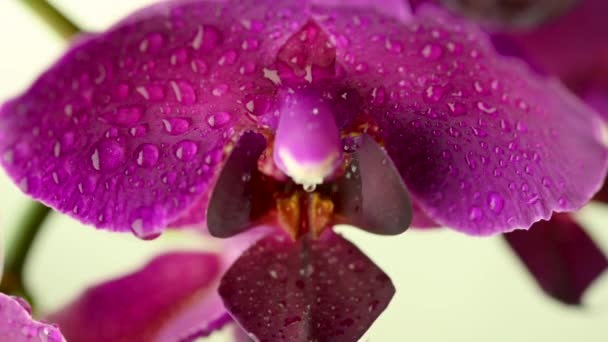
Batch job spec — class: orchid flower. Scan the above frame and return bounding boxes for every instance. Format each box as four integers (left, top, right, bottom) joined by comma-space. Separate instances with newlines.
1, 0, 607, 341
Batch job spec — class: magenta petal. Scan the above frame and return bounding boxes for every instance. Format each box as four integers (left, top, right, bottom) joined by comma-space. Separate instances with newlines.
48, 252, 229, 342
312, 0, 412, 22
219, 231, 395, 341
313, 4, 608, 235
504, 213, 608, 305
0, 0, 309, 235
0, 294, 64, 342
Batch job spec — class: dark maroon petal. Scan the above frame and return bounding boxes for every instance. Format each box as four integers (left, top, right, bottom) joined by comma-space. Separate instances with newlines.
333, 135, 412, 235
0, 294, 65, 342
207, 131, 268, 238
504, 213, 608, 305
219, 231, 395, 342
0, 0, 309, 235
313, 4, 608, 235
48, 252, 229, 342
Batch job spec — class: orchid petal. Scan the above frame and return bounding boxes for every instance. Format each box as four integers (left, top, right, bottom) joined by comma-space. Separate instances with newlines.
219, 231, 395, 342
311, 0, 412, 22
312, 4, 608, 235
48, 252, 229, 342
436, 0, 578, 29
207, 131, 268, 238
0, 294, 65, 342
332, 134, 412, 235
495, 0, 608, 119
504, 213, 608, 305
0, 0, 309, 236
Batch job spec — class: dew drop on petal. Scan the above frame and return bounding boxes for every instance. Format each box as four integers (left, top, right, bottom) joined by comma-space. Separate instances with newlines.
162, 117, 191, 135
134, 143, 160, 168
207, 112, 231, 128
91, 140, 125, 171
487, 192, 504, 214
468, 206, 483, 221
175, 140, 198, 161
421, 43, 443, 60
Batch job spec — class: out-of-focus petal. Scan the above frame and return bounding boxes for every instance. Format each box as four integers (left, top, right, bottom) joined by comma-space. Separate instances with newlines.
0, 0, 308, 236
312, 4, 607, 235
495, 0, 608, 120
504, 213, 608, 305
434, 0, 578, 29
0, 293, 65, 342
501, 0, 608, 81
48, 252, 229, 342
312, 0, 412, 22
219, 231, 395, 342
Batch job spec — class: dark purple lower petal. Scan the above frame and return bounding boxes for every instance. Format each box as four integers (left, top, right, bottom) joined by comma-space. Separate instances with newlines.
48, 252, 228, 342
219, 231, 395, 342
0, 294, 64, 342
504, 213, 608, 305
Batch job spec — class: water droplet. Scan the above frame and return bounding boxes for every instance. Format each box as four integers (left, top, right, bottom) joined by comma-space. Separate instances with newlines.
192, 25, 221, 51
170, 47, 188, 65
170, 80, 196, 104
103, 106, 144, 126
134, 144, 160, 168
175, 140, 198, 161
421, 43, 443, 60
191, 59, 209, 75
218, 50, 238, 66
130, 124, 148, 137
241, 38, 260, 51
136, 85, 165, 101
139, 32, 164, 53
91, 140, 125, 171
304, 184, 317, 192
212, 84, 229, 97
468, 206, 483, 221
162, 117, 191, 135
477, 101, 496, 114
207, 112, 231, 128
487, 192, 504, 214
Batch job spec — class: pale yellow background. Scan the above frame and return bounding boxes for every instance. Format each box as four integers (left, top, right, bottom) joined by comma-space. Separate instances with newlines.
1, 1, 607, 341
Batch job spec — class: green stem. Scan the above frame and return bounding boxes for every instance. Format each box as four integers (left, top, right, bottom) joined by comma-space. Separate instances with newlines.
1, 202, 52, 305
19, 0, 81, 39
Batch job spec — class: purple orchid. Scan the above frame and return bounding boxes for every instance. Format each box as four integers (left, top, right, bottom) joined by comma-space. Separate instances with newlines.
0, 293, 64, 342
1, 0, 608, 341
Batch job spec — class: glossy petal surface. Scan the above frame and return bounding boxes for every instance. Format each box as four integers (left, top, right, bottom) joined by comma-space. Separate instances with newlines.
312, 4, 607, 235
48, 252, 228, 342
504, 213, 608, 305
0, 294, 64, 342
312, 0, 412, 22
0, 0, 308, 235
219, 232, 395, 342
